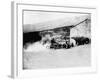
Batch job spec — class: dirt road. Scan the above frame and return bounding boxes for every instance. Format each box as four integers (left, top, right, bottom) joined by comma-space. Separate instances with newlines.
23, 44, 91, 69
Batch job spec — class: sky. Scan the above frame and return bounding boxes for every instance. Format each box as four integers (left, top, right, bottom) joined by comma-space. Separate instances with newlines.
23, 11, 89, 25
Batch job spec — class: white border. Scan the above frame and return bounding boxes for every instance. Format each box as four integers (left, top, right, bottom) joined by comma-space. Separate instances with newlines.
11, 2, 97, 78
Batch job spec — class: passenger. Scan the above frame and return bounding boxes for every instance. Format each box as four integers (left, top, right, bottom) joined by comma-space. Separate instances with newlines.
70, 38, 76, 47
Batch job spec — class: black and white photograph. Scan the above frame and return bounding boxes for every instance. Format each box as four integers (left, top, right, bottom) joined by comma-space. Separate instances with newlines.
23, 10, 91, 69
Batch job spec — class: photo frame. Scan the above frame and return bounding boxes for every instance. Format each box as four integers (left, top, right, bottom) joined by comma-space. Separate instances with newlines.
11, 1, 97, 78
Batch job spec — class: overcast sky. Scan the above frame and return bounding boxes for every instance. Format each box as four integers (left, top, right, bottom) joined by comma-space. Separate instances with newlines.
23, 11, 89, 25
